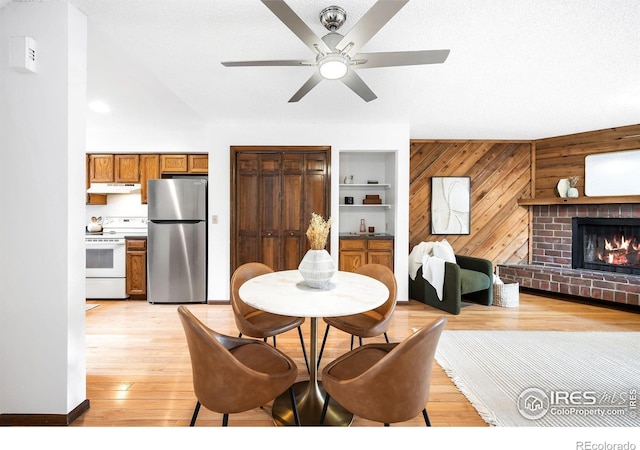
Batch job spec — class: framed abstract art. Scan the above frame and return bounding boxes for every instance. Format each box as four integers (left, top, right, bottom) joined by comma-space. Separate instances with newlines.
431, 176, 471, 235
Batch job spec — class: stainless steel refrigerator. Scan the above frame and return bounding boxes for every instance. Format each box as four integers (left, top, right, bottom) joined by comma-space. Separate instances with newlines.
147, 178, 207, 303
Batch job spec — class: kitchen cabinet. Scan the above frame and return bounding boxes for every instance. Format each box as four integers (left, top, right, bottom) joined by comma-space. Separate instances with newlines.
188, 154, 208, 173
86, 155, 107, 205
114, 154, 140, 182
86, 153, 207, 205
89, 154, 114, 182
339, 237, 394, 272
159, 154, 208, 175
126, 238, 147, 298
160, 154, 188, 173
139, 154, 160, 204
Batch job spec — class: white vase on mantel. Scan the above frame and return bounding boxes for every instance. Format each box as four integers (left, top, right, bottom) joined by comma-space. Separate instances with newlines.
298, 249, 336, 289
567, 187, 579, 198
557, 179, 570, 198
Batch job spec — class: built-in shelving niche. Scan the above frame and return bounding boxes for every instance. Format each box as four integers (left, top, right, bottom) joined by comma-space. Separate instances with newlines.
339, 152, 396, 235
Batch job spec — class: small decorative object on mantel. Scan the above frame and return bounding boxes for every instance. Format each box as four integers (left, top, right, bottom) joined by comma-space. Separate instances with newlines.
556, 178, 570, 198
567, 176, 579, 198
298, 213, 336, 289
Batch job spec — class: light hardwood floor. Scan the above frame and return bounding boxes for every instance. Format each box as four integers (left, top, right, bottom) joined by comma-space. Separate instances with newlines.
74, 292, 640, 427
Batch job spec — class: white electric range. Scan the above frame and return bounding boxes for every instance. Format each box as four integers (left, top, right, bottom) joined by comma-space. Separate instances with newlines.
85, 217, 148, 299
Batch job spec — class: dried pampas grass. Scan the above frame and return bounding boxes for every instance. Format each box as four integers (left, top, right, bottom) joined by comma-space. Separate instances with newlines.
305, 212, 333, 250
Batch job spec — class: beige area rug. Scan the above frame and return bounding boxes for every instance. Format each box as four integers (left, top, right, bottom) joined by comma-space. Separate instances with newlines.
85, 304, 99, 311
435, 331, 640, 426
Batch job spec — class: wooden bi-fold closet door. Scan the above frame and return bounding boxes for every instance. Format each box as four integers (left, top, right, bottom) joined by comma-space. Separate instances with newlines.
231, 146, 330, 273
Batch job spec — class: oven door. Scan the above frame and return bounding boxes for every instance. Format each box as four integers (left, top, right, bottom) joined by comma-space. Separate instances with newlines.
86, 240, 126, 278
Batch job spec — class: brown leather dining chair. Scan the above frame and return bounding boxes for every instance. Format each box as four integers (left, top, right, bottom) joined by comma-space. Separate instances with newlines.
320, 316, 448, 426
231, 262, 310, 373
317, 263, 397, 368
177, 305, 300, 426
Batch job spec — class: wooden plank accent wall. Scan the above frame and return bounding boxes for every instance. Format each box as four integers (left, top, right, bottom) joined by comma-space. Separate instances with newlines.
410, 140, 533, 268
533, 124, 640, 198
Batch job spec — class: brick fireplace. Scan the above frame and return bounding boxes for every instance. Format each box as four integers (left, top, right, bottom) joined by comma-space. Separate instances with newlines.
498, 203, 640, 307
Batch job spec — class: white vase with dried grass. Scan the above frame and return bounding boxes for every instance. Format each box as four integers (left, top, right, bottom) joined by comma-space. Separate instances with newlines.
298, 213, 336, 289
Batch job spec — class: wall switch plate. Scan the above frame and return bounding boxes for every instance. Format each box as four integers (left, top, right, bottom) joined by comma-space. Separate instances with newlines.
211, 215, 218, 224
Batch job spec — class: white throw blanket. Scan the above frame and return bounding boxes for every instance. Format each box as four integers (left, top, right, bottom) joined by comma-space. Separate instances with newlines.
408, 242, 447, 301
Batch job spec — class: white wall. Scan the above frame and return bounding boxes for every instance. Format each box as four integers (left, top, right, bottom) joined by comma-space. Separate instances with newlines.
206, 122, 410, 301
0, 0, 87, 415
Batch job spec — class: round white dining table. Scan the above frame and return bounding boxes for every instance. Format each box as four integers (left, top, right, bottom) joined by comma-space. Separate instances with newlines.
239, 269, 389, 426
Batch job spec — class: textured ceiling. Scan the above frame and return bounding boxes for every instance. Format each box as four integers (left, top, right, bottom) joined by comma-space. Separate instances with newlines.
66, 0, 640, 139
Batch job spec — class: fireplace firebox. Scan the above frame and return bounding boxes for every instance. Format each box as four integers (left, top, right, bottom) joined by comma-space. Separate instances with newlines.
572, 218, 640, 275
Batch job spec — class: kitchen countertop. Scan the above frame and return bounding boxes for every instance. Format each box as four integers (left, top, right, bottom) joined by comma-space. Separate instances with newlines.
85, 232, 147, 239
339, 233, 394, 240
123, 234, 147, 239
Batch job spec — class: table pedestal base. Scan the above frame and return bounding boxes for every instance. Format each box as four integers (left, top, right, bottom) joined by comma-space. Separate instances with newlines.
272, 380, 353, 426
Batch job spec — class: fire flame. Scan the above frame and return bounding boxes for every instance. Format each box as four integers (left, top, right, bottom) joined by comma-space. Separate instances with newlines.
600, 235, 638, 266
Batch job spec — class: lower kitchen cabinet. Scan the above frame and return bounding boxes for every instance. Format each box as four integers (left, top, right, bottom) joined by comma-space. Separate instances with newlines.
338, 237, 394, 272
126, 238, 147, 298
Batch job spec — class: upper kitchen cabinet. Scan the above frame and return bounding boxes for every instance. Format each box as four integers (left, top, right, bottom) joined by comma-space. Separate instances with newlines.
89, 154, 114, 182
86, 155, 107, 205
159, 154, 208, 175
114, 154, 140, 183
160, 154, 188, 173
139, 154, 160, 205
188, 154, 208, 173
86, 153, 208, 205
89, 154, 140, 183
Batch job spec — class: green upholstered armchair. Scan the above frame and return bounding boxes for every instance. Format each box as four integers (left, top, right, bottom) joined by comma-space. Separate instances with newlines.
409, 255, 493, 315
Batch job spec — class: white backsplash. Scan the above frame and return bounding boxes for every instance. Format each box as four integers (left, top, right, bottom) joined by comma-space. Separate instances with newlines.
85, 193, 148, 224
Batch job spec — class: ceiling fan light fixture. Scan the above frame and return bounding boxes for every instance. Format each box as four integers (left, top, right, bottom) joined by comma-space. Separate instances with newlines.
318, 54, 348, 80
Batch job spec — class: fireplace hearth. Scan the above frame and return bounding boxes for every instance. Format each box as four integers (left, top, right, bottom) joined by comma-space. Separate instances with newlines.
572, 217, 640, 275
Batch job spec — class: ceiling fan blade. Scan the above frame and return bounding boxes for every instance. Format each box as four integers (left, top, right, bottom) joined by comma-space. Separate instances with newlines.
341, 70, 377, 102
222, 59, 313, 67
355, 49, 450, 69
288, 72, 323, 103
261, 0, 332, 55
336, 0, 409, 57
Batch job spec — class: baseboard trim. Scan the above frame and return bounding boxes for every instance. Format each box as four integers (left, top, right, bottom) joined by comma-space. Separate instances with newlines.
207, 299, 230, 305
0, 399, 90, 426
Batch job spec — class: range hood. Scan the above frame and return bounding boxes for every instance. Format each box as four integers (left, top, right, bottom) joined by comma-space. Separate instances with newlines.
87, 183, 142, 194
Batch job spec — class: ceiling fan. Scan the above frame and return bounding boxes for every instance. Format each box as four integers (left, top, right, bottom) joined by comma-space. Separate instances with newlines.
221, 0, 450, 102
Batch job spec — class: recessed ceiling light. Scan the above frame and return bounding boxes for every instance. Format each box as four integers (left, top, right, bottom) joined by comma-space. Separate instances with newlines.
88, 101, 110, 114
